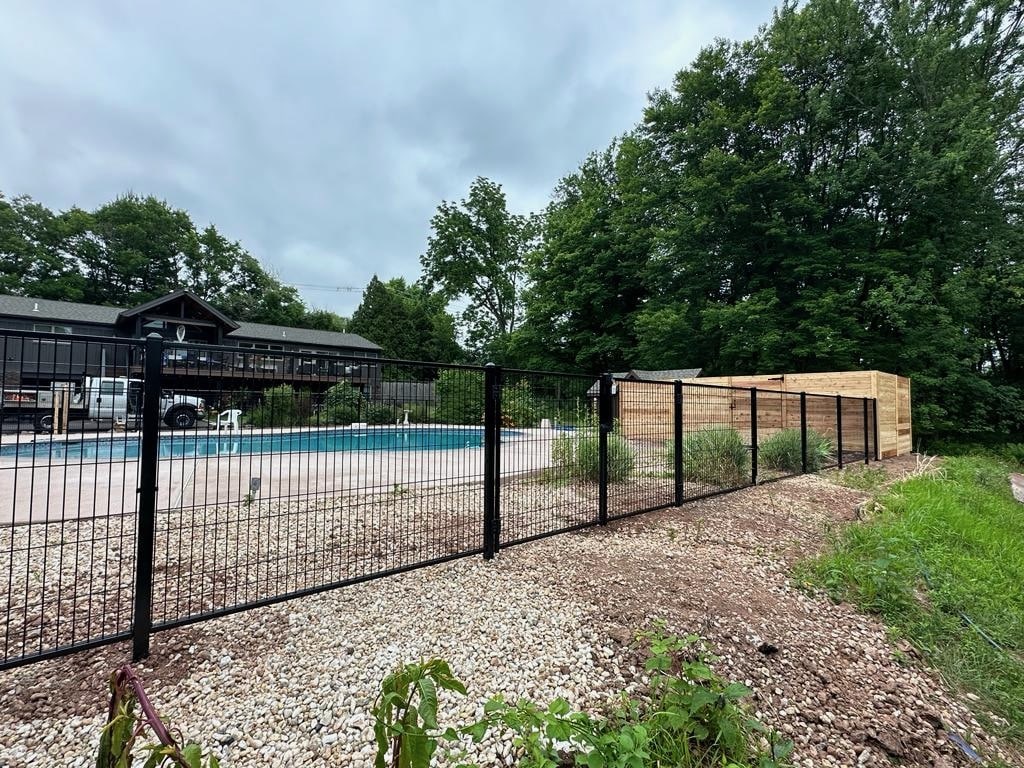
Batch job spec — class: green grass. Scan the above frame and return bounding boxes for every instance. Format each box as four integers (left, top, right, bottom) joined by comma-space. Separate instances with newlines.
834, 465, 889, 492
800, 455, 1024, 744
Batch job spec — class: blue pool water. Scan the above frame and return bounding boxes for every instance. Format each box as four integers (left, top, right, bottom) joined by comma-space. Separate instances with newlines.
0, 427, 488, 463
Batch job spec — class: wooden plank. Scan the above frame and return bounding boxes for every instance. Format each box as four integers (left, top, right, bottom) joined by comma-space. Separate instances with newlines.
618, 370, 911, 456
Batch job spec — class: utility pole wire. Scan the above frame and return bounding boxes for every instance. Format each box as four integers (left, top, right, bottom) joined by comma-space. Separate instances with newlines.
285, 283, 364, 292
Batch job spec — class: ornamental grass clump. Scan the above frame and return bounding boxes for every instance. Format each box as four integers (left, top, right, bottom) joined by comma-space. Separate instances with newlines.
552, 427, 635, 483
679, 426, 749, 487
758, 428, 833, 472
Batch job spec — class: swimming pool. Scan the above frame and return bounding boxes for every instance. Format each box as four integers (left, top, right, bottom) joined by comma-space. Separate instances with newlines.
0, 427, 489, 463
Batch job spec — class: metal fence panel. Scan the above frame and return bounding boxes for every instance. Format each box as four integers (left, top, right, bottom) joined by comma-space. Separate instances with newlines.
498, 370, 599, 547
608, 378, 676, 519
804, 392, 841, 469
149, 345, 487, 630
0, 331, 880, 669
0, 331, 144, 669
676, 382, 753, 501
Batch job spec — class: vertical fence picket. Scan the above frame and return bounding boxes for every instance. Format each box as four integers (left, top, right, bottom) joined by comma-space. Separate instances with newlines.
673, 380, 684, 506
800, 392, 808, 474
483, 363, 499, 560
873, 398, 881, 461
836, 394, 844, 470
750, 388, 758, 485
132, 333, 163, 662
598, 372, 613, 525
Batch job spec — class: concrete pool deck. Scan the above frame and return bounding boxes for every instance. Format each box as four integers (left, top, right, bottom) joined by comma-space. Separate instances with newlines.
0, 425, 565, 525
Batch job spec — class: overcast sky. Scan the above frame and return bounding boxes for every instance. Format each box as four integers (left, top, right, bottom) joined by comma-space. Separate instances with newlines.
1, 1, 777, 316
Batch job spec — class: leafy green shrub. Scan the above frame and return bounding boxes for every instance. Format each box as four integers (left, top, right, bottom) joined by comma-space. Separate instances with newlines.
314, 403, 359, 425
501, 380, 540, 427
758, 428, 833, 472
552, 427, 635, 482
310, 381, 362, 424
679, 427, 749, 486
371, 629, 792, 768
435, 369, 484, 425
365, 403, 394, 425
247, 384, 303, 428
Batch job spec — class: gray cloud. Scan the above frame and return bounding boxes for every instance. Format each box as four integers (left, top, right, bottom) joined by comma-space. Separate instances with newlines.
0, 0, 776, 315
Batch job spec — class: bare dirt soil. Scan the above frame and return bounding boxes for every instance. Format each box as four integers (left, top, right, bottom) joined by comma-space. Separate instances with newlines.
1, 455, 1019, 767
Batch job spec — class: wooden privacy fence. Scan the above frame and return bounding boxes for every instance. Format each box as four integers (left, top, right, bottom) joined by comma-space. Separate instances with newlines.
618, 370, 911, 458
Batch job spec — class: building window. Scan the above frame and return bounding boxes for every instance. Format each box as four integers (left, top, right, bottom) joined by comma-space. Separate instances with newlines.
33, 324, 73, 334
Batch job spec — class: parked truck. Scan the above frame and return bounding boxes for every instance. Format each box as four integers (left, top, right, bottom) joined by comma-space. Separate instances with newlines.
0, 377, 207, 432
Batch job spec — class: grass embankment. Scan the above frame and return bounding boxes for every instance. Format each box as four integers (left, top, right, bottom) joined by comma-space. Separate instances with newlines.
802, 455, 1024, 744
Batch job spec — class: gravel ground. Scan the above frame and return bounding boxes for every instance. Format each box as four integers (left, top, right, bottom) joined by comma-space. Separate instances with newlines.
1, 457, 1020, 767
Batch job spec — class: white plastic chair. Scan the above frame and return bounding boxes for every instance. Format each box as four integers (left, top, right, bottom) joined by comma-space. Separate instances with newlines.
215, 409, 242, 432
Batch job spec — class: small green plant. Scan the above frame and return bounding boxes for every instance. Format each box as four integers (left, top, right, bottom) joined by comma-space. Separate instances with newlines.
676, 427, 750, 487
98, 665, 220, 768
370, 630, 792, 768
637, 628, 791, 767
758, 428, 833, 473
371, 658, 468, 768
552, 427, 635, 483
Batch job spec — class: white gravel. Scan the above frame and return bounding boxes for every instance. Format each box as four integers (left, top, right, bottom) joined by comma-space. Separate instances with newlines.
1, 460, 1019, 767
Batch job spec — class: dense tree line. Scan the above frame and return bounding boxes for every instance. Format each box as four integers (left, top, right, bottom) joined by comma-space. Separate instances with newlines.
0, 192, 346, 330
465, 0, 1023, 438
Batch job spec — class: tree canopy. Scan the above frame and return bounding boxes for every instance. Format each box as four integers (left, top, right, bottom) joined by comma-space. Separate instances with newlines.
347, 276, 461, 365
0, 191, 347, 331
509, 0, 1024, 438
420, 177, 538, 361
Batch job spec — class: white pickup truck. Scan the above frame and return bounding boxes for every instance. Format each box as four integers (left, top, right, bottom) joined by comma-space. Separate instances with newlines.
0, 376, 206, 432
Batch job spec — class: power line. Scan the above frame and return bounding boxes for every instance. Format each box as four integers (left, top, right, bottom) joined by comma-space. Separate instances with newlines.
286, 283, 363, 292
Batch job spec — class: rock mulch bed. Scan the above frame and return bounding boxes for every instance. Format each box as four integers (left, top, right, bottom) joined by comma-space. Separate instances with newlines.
1, 458, 1019, 767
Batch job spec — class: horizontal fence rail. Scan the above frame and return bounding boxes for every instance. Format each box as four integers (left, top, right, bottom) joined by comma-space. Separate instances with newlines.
0, 330, 879, 669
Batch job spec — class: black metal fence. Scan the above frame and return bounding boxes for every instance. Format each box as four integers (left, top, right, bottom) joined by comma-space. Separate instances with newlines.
0, 330, 878, 670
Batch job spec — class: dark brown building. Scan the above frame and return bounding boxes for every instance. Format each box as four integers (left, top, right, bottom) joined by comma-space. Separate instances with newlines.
0, 290, 381, 393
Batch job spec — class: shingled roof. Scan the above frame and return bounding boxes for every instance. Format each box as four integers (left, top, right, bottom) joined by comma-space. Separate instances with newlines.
0, 293, 381, 352
587, 368, 703, 396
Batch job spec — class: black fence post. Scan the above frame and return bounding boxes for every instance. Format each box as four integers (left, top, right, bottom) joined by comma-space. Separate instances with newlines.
750, 387, 758, 485
800, 392, 808, 474
673, 380, 684, 506
132, 333, 163, 662
873, 398, 881, 461
598, 372, 613, 525
836, 394, 844, 470
493, 366, 502, 553
483, 364, 501, 560
862, 397, 870, 465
